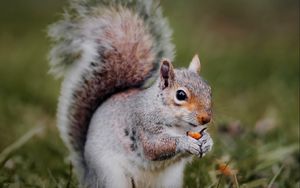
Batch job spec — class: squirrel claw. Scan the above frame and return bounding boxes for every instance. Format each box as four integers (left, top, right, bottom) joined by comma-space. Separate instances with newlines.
177, 132, 213, 158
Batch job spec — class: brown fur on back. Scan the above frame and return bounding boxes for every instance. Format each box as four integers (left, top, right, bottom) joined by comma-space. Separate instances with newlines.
68, 8, 156, 157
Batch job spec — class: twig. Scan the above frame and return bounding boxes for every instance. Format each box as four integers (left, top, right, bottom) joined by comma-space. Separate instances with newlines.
0, 126, 44, 166
233, 173, 239, 188
267, 165, 284, 188
216, 160, 231, 188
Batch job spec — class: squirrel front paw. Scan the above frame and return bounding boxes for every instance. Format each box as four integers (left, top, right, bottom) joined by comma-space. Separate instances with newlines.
176, 132, 213, 158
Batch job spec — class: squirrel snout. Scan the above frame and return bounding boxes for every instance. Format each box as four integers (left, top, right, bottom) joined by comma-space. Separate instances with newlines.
197, 113, 211, 125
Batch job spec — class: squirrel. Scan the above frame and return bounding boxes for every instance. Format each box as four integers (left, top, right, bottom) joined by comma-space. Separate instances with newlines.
48, 0, 213, 187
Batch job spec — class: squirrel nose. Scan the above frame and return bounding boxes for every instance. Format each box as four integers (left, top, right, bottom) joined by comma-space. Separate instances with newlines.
197, 113, 211, 125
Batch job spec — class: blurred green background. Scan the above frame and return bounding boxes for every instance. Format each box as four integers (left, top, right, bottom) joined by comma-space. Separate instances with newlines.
0, 0, 299, 187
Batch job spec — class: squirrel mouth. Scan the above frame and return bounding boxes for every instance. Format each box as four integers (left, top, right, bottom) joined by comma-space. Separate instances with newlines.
182, 120, 207, 129
188, 122, 198, 127
186, 121, 208, 129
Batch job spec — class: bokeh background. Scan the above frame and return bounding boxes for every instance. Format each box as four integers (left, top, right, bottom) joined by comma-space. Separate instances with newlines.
0, 0, 299, 187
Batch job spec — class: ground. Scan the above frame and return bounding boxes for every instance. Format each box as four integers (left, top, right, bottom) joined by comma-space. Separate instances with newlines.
0, 0, 299, 187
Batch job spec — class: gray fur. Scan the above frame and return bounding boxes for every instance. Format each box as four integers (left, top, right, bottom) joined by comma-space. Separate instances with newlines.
48, 0, 174, 77
48, 0, 213, 187
84, 78, 213, 187
48, 0, 174, 179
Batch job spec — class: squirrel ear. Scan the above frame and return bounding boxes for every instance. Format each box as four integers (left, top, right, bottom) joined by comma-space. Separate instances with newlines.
188, 54, 201, 74
160, 58, 175, 89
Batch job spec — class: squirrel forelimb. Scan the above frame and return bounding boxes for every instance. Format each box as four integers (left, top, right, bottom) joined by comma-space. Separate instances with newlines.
49, 0, 213, 187
140, 129, 213, 161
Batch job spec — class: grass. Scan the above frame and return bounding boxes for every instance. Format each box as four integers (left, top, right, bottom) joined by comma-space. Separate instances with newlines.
0, 0, 299, 187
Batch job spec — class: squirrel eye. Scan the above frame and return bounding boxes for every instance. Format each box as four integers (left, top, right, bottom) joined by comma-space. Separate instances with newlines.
176, 90, 187, 101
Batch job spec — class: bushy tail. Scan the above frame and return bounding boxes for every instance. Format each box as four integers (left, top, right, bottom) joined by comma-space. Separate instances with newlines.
48, 0, 174, 178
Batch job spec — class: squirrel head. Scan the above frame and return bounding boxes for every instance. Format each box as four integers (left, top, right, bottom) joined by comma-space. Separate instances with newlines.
158, 55, 212, 128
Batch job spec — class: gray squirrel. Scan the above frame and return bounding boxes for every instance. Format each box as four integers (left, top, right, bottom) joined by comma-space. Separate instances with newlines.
48, 0, 213, 187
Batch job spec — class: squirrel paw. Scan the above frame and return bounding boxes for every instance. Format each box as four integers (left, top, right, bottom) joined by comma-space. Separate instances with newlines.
176, 132, 213, 158
197, 131, 213, 157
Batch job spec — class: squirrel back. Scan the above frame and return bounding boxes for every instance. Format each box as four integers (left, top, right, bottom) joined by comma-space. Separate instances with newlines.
48, 0, 174, 171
